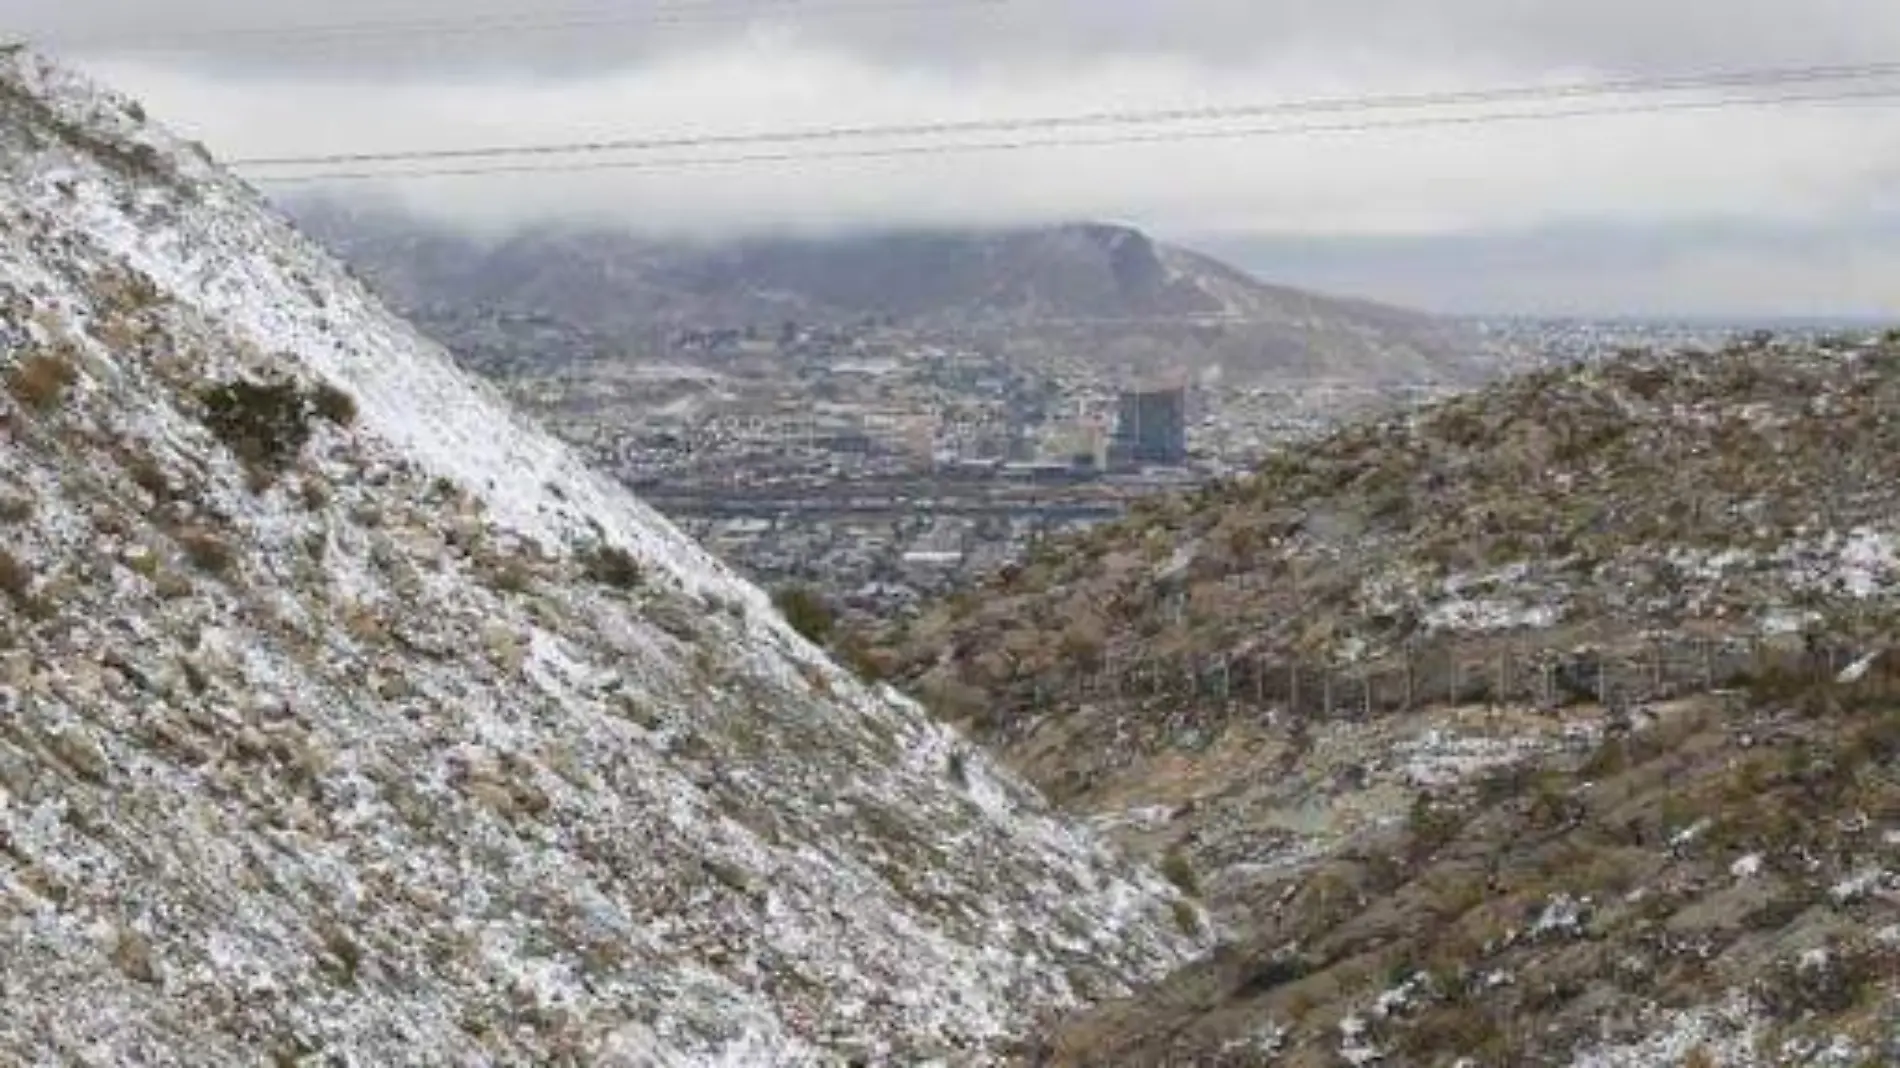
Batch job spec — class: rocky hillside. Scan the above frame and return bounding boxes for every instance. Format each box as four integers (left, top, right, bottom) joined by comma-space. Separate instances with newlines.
864, 333, 1900, 1062
284, 198, 1493, 385
0, 47, 1205, 1064
877, 333, 1900, 787
1042, 674, 1900, 1064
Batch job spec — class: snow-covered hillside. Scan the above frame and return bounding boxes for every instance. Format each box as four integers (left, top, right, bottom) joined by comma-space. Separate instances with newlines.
0, 47, 1201, 1063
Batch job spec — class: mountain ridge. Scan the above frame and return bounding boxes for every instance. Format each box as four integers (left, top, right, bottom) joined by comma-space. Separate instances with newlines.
284, 199, 1495, 385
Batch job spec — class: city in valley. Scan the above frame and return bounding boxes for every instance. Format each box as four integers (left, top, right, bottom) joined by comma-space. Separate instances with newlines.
468, 311, 1858, 628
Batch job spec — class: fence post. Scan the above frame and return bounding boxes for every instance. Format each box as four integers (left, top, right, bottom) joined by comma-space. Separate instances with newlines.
1403, 651, 1415, 711
1323, 669, 1335, 719
1361, 668, 1373, 719
1543, 661, 1556, 709
1290, 662, 1301, 715
1598, 659, 1610, 708
1255, 656, 1265, 703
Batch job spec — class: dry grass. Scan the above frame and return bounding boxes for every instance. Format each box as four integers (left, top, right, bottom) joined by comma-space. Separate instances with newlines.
578, 544, 642, 590
120, 448, 176, 504
6, 350, 77, 411
174, 526, 235, 575
0, 548, 29, 602
1159, 849, 1201, 897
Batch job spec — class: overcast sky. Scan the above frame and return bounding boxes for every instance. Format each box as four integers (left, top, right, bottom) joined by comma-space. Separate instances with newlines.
11, 0, 1900, 317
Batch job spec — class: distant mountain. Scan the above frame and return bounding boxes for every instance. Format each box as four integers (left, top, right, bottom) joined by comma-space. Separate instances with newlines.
285, 199, 1495, 385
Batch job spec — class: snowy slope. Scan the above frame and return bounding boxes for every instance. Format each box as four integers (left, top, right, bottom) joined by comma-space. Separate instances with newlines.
0, 48, 1201, 1064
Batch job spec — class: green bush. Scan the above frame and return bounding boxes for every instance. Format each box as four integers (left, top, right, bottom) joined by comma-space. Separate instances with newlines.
199, 377, 356, 476
1160, 848, 1201, 897
310, 383, 358, 427
579, 544, 643, 590
200, 379, 312, 472
774, 585, 835, 645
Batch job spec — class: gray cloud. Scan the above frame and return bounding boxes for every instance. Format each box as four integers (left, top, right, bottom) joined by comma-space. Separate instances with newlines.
1191, 215, 1900, 318
7, 0, 1900, 315
16, 0, 1900, 76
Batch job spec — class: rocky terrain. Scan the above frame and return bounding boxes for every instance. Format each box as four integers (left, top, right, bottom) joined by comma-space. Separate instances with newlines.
864, 332, 1900, 1063
0, 47, 1206, 1064
284, 196, 1494, 387
878, 333, 1900, 781
1043, 672, 1900, 1065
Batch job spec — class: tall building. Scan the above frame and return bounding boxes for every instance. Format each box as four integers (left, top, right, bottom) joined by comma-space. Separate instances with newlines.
1112, 384, 1188, 465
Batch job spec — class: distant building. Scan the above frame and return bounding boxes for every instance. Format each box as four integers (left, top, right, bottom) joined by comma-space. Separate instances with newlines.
1112, 384, 1188, 465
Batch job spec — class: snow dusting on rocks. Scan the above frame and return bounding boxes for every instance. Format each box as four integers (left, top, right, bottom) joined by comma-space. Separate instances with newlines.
0, 49, 1201, 1064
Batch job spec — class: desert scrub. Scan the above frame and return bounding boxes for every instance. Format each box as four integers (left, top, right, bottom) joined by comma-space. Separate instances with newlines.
1171, 898, 1203, 937
199, 376, 356, 475
0, 547, 29, 601
173, 525, 235, 575
1160, 848, 1201, 897
199, 379, 309, 471
121, 449, 176, 504
308, 382, 358, 427
578, 544, 642, 589
6, 349, 77, 411
773, 584, 835, 644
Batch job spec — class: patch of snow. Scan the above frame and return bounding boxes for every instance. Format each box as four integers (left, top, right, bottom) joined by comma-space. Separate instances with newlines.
1396, 728, 1545, 788
1779, 527, 1900, 600
1422, 596, 1561, 634
1338, 1013, 1382, 1066
1568, 992, 1762, 1068
1089, 805, 1179, 834
1153, 542, 1197, 583
1372, 973, 1431, 1019
1830, 868, 1885, 905
1220, 1020, 1289, 1056
1671, 818, 1714, 850
1531, 893, 1591, 940
1837, 652, 1879, 684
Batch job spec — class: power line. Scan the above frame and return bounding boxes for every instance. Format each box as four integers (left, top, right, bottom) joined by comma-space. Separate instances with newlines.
39, 0, 1007, 53
246, 84, 1900, 185
230, 58, 1900, 170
